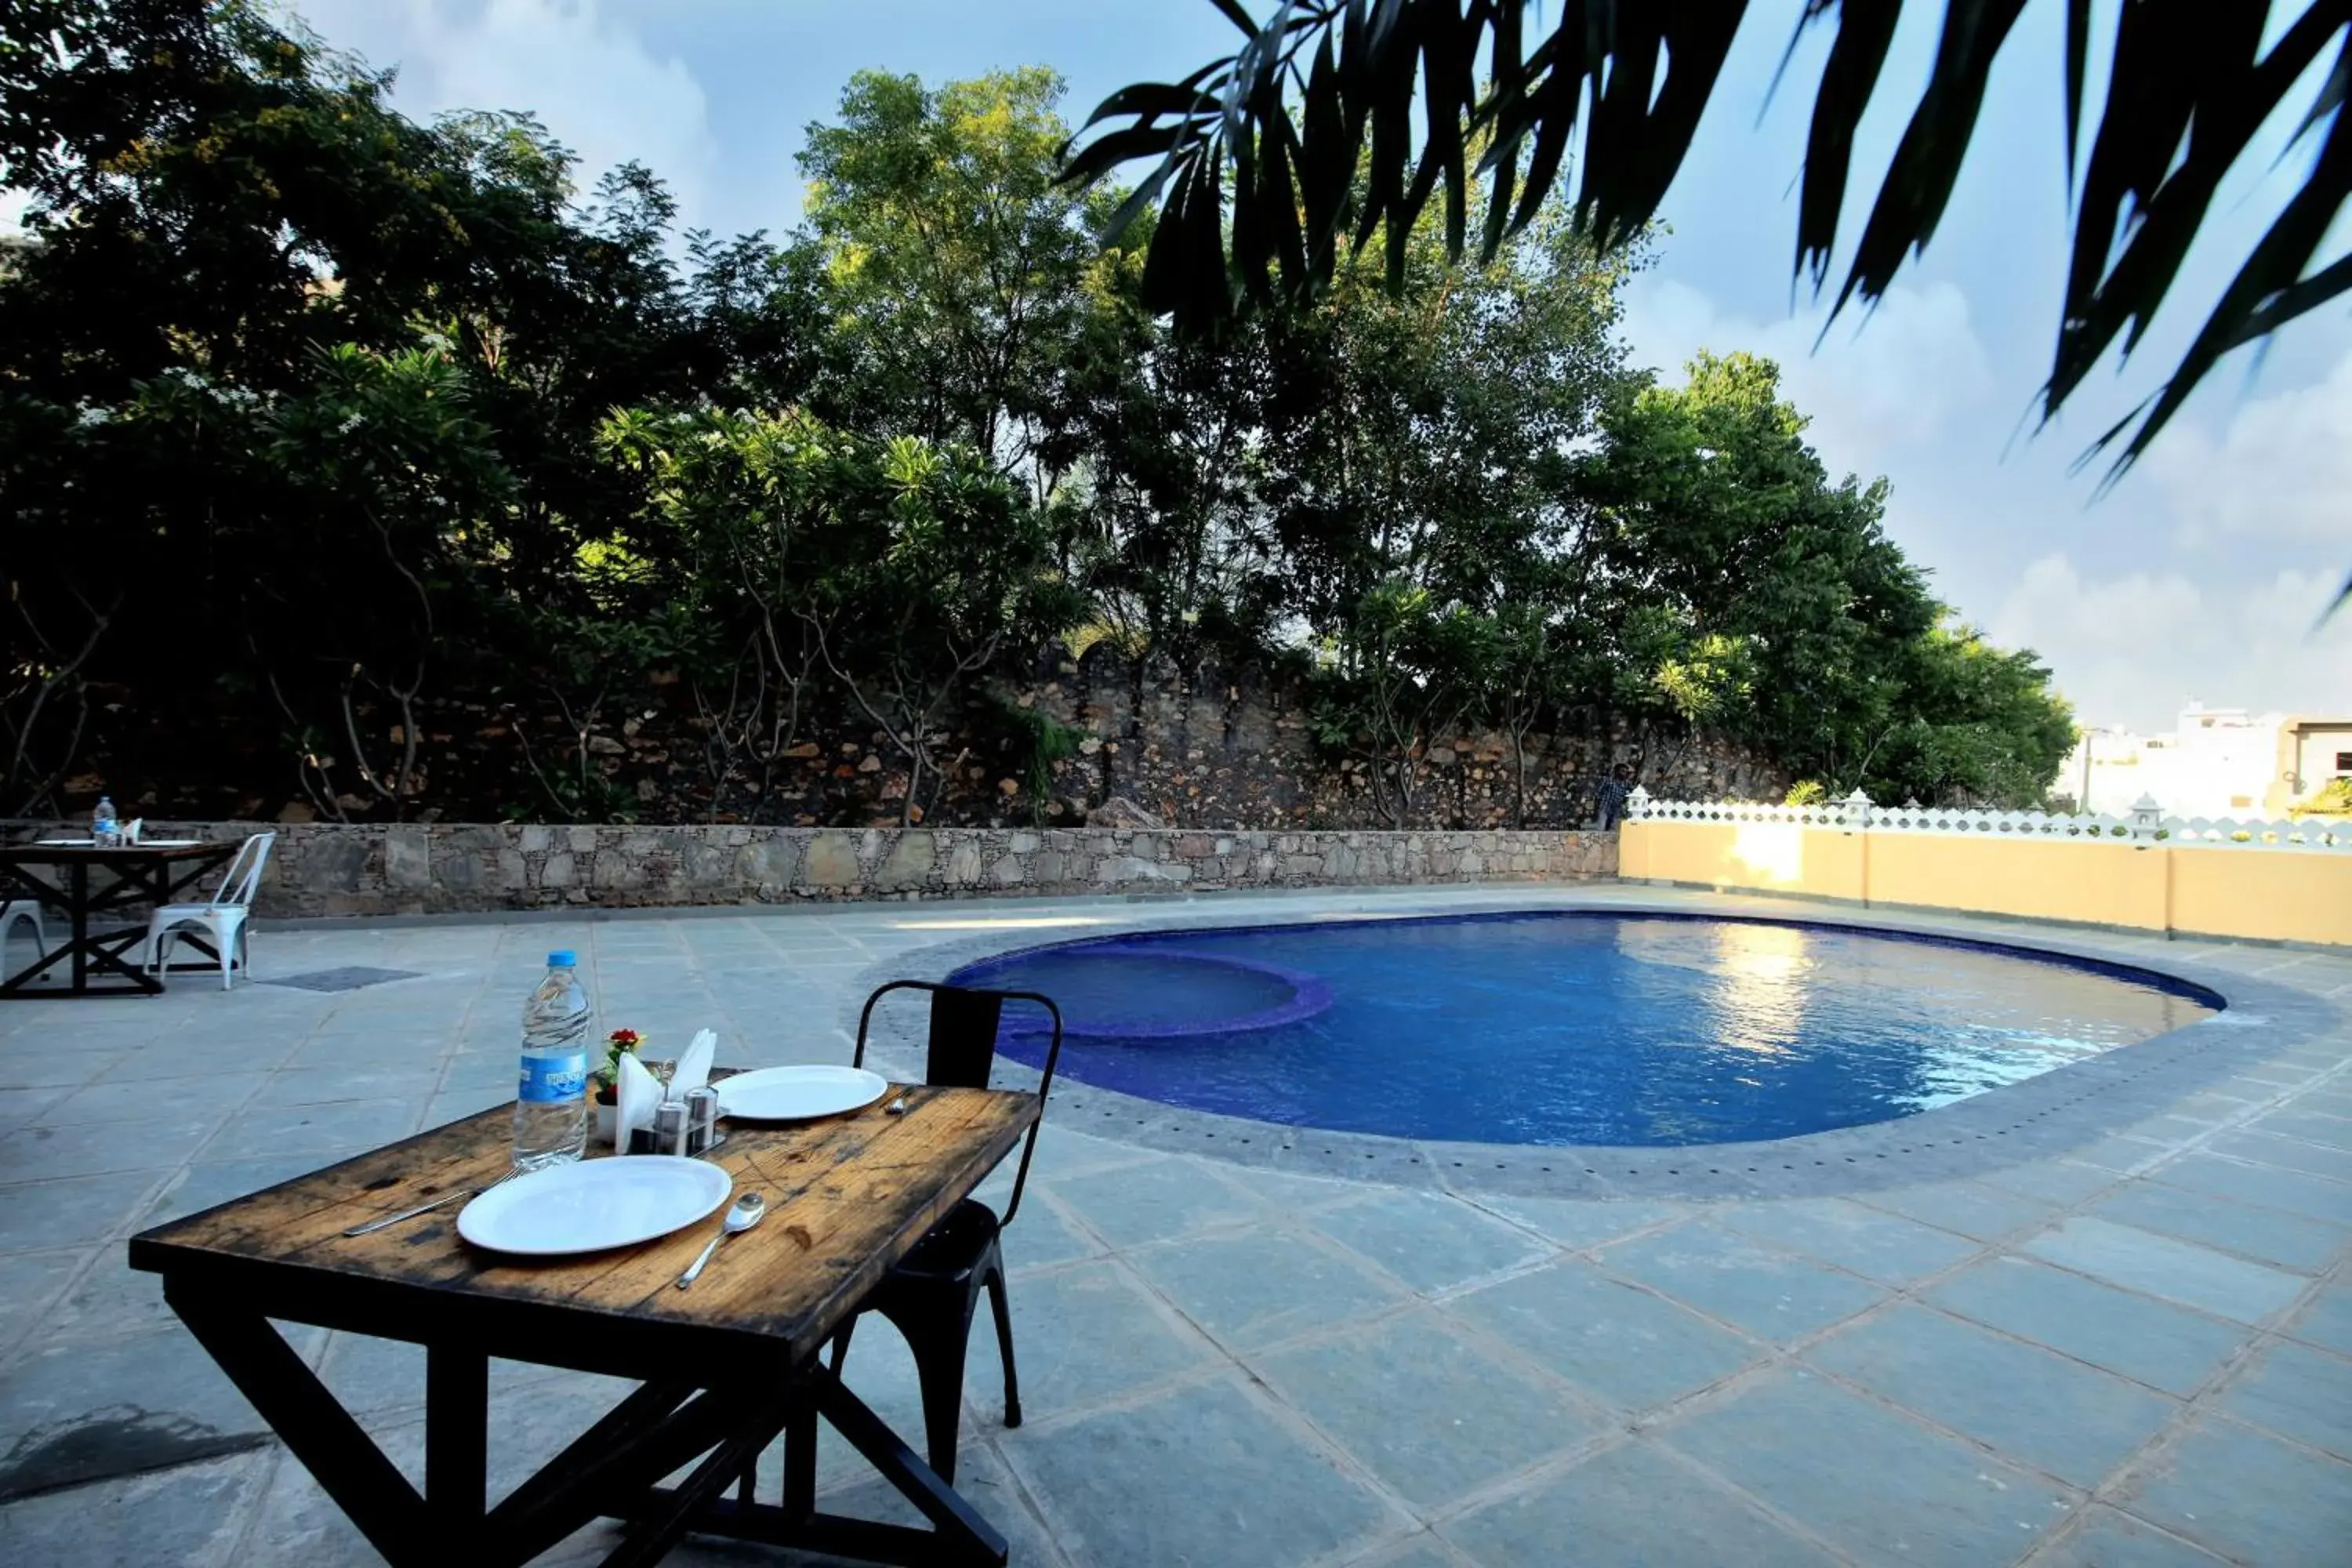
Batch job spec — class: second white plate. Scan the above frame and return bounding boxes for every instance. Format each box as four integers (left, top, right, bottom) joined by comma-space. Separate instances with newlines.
456, 1155, 731, 1256
717, 1064, 890, 1121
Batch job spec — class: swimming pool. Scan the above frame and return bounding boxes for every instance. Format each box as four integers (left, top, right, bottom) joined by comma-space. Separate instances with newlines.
948, 913, 2222, 1147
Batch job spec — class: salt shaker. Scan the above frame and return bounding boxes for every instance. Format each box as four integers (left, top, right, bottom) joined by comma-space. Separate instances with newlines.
653, 1099, 688, 1158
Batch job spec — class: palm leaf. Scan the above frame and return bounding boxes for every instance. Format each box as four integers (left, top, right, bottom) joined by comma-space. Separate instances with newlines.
1065, 0, 2352, 517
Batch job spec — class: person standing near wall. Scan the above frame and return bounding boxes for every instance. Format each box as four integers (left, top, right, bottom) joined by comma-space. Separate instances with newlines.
1596, 763, 1635, 831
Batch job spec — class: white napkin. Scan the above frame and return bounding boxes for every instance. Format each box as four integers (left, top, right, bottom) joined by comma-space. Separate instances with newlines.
615, 1051, 663, 1150
671, 1028, 717, 1099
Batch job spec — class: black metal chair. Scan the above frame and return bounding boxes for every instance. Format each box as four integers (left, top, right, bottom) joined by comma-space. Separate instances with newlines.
828, 979, 1063, 1486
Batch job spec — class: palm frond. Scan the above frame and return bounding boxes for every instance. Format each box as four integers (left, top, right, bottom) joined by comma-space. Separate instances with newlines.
1062, 0, 2352, 496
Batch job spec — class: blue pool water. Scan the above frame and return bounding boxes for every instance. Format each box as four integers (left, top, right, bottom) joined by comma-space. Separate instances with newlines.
949, 913, 2221, 1147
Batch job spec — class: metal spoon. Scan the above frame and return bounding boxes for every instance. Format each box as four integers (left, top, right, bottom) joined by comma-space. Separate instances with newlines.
676, 1192, 765, 1289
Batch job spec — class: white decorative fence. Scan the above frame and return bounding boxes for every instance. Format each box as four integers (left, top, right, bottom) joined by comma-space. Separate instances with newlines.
1626, 787, 2350, 855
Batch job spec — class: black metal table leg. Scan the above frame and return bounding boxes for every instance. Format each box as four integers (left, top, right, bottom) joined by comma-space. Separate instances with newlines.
166, 1287, 430, 1567
67, 861, 88, 992
813, 1363, 1007, 1563
426, 1345, 489, 1534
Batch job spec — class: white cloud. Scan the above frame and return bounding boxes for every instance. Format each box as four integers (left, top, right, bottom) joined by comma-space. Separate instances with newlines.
1989, 554, 2352, 729
1620, 278, 1996, 469
291, 0, 720, 228
2137, 347, 2352, 547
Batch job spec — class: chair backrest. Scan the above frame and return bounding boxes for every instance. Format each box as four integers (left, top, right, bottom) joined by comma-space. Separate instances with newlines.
210, 832, 277, 909
853, 978, 1065, 1227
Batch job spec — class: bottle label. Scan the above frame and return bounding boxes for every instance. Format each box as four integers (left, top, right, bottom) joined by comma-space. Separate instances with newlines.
517, 1051, 587, 1103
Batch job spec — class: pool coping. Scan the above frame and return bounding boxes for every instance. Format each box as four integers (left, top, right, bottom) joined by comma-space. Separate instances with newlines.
843, 885, 2345, 1202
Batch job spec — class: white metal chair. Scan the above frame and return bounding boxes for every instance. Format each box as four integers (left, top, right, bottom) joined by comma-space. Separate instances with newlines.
144, 832, 275, 990
0, 899, 45, 965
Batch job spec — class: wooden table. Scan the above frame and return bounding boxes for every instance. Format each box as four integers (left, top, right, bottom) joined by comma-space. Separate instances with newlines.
129, 1083, 1039, 1567
0, 840, 240, 997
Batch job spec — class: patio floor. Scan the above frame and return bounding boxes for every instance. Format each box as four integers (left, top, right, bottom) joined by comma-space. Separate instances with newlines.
0, 884, 2347, 1566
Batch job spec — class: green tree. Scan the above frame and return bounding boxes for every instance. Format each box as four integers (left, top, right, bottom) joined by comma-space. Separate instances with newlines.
798, 67, 1113, 491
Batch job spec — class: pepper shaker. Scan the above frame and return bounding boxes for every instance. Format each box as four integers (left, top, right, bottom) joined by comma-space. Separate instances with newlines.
684, 1085, 722, 1156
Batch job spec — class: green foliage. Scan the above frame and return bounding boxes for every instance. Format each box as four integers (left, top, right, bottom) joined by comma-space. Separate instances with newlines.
2292, 778, 2352, 819
1784, 781, 1829, 807
0, 2, 2079, 826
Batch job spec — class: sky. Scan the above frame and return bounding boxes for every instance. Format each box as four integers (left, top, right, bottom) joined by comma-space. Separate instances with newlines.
270, 1, 2352, 733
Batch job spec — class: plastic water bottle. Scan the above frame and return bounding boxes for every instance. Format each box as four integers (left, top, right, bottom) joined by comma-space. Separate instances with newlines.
512, 950, 592, 1170
92, 795, 118, 846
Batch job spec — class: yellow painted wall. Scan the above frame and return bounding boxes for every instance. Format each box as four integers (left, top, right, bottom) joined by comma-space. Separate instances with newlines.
1619, 821, 1864, 899
2172, 847, 2352, 947
1618, 821, 2352, 946
1866, 835, 2167, 931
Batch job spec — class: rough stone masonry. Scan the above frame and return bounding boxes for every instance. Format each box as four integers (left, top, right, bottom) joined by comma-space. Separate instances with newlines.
112, 822, 1619, 918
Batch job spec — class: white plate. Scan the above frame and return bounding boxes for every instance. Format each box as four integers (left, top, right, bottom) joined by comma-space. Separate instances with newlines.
717, 1065, 890, 1121
456, 1156, 731, 1257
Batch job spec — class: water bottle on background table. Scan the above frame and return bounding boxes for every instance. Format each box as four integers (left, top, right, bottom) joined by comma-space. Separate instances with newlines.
92, 795, 118, 846
513, 949, 592, 1170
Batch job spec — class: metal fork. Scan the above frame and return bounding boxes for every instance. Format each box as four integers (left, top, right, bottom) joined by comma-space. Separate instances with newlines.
343, 1167, 521, 1237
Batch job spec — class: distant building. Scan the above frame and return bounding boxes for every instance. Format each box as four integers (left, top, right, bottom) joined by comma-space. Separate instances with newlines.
2060, 702, 2352, 818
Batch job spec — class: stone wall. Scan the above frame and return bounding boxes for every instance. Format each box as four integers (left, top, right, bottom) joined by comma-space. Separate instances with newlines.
108, 821, 1618, 918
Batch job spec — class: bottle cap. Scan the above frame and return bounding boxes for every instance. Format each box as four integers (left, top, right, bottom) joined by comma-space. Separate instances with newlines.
547, 950, 577, 967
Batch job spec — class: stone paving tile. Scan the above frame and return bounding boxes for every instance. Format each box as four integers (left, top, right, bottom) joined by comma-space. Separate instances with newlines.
0, 1114, 223, 1181
2249, 1105, 2352, 1150
2210, 1338, 2352, 1461
1343, 1534, 1465, 1568
1926, 1256, 2252, 1397
209, 1098, 425, 1159
1714, 1196, 1982, 1284
1252, 1310, 1602, 1510
1441, 1439, 1837, 1568
1305, 1190, 1552, 1296
0, 1170, 166, 1252
1001, 1376, 1399, 1568
1854, 1178, 2061, 1242
139, 1153, 331, 1226
2209, 1128, 2352, 1185
0, 1448, 260, 1566
997, 1192, 1106, 1272
1444, 1260, 1759, 1414
38, 1070, 270, 1127
2149, 1152, 2352, 1225
2110, 1414, 2352, 1567
1805, 1302, 2181, 1486
0, 1323, 299, 1499
960, 1258, 1218, 1425
0, 1087, 71, 1131
1664, 1367, 2074, 1568
2024, 1216, 2308, 1323
1976, 1160, 2122, 1207
2086, 1180, 2348, 1273
1128, 1227, 1406, 1352
1599, 1221, 1889, 1341
2283, 1276, 2352, 1357
1464, 1196, 1688, 1251
2020, 1505, 2228, 1568
0, 1249, 85, 1326
1047, 1157, 1269, 1248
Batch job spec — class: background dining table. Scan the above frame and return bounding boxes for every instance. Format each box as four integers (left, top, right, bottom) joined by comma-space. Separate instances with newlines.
129, 1080, 1040, 1567
0, 837, 239, 997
